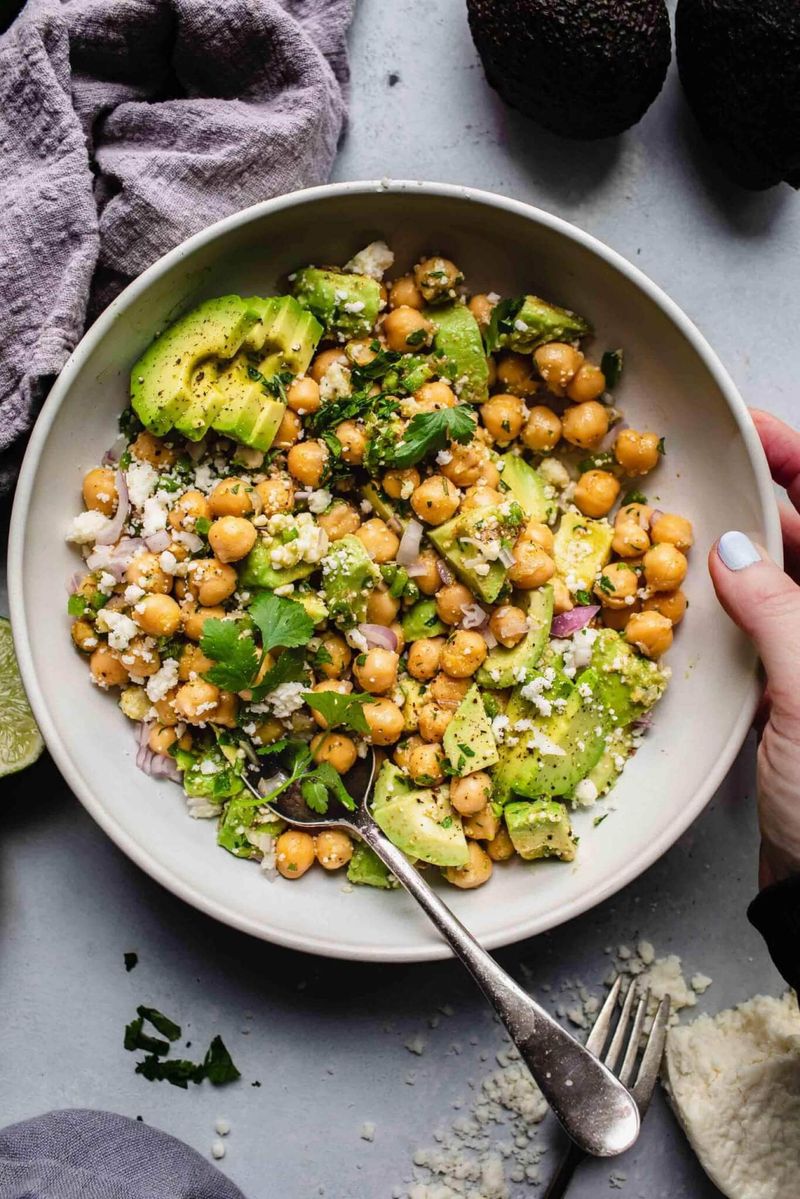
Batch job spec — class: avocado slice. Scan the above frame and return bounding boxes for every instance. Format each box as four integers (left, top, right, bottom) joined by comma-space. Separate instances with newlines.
131, 296, 261, 436
505, 800, 576, 862
346, 841, 395, 889
238, 540, 314, 592
425, 302, 489, 405
477, 584, 553, 689
320, 535, 382, 628
486, 294, 590, 356
498, 453, 555, 523
398, 675, 428, 733
586, 727, 633, 797
590, 628, 668, 725
442, 683, 499, 775
371, 763, 469, 868
553, 511, 614, 592
293, 590, 328, 627
293, 267, 382, 339
401, 599, 447, 642
427, 501, 523, 604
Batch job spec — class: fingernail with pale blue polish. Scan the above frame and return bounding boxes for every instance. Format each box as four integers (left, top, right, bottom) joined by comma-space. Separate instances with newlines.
718, 531, 761, 571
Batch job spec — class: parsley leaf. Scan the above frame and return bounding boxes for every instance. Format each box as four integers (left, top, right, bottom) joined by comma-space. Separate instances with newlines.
385, 405, 477, 469
124, 1017, 170, 1057
200, 620, 259, 693
203, 1036, 241, 1085
241, 740, 355, 813
301, 690, 376, 735
600, 349, 624, 389
249, 592, 314, 654
250, 646, 308, 701
485, 297, 524, 355
622, 489, 647, 506
135, 1055, 204, 1089
137, 1006, 181, 1042
124, 952, 138, 972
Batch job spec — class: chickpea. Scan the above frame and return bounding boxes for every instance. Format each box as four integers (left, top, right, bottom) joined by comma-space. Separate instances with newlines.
612, 507, 651, 558
178, 644, 215, 682
352, 647, 399, 694
276, 829, 316, 879
253, 716, 286, 745
566, 362, 606, 403
393, 735, 423, 773
594, 562, 638, 610
309, 679, 352, 728
286, 376, 321, 414
602, 605, 636, 631
356, 517, 400, 564
414, 380, 456, 411
450, 771, 492, 816
287, 440, 328, 487
209, 477, 254, 519
551, 578, 574, 615
468, 293, 496, 329
152, 690, 179, 726
90, 646, 128, 688
317, 501, 361, 541
383, 305, 432, 352
521, 405, 562, 453
418, 703, 453, 743
651, 513, 694, 551
561, 401, 609, 449
507, 543, 554, 589
346, 338, 379, 368
130, 430, 176, 468
125, 551, 171, 595
187, 558, 237, 606
148, 724, 178, 755
390, 621, 405, 655
121, 637, 161, 677
315, 829, 353, 871
309, 348, 347, 383
440, 441, 486, 488
383, 467, 420, 500
335, 420, 367, 465
533, 343, 583, 394
614, 429, 661, 476
364, 697, 405, 746
389, 274, 424, 310
310, 731, 358, 774
168, 488, 212, 532
477, 458, 501, 488
487, 826, 515, 862
210, 690, 238, 728
410, 475, 461, 525
365, 587, 401, 626
407, 741, 446, 786
316, 632, 352, 679
181, 603, 225, 642
414, 256, 462, 303
429, 672, 470, 710
625, 610, 673, 659
273, 408, 303, 449
480, 393, 526, 444
441, 630, 488, 678
444, 840, 493, 889
435, 582, 474, 626
462, 485, 503, 511
463, 805, 501, 842
133, 593, 182, 636
643, 588, 687, 626
208, 516, 256, 563
174, 679, 220, 724
255, 476, 294, 516
71, 619, 98, 653
496, 351, 539, 397
574, 470, 621, 518
643, 543, 688, 592
82, 467, 117, 516
489, 604, 528, 648
519, 520, 554, 554
407, 636, 444, 682
414, 549, 443, 596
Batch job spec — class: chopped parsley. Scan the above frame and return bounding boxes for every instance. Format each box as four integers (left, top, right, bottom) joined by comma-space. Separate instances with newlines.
124, 952, 139, 972
657, 436, 666, 455
124, 1006, 240, 1090
383, 405, 477, 469
201, 593, 314, 698
622, 489, 647, 506
600, 349, 624, 389
484, 297, 524, 355
575, 589, 593, 606
194, 516, 211, 536
67, 594, 88, 617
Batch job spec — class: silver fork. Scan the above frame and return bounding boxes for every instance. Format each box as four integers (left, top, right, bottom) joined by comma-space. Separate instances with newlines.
543, 976, 671, 1199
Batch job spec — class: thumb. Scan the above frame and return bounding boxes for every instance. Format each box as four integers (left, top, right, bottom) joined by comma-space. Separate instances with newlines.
709, 531, 800, 721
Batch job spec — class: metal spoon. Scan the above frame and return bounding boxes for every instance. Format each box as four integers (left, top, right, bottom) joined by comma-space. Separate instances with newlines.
243, 748, 639, 1158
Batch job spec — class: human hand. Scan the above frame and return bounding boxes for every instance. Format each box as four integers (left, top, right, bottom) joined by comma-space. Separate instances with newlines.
709, 409, 800, 889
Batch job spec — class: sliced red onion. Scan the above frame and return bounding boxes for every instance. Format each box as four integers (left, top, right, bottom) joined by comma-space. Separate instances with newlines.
550, 605, 601, 639
101, 435, 127, 467
144, 529, 171, 553
436, 559, 455, 586
406, 560, 428, 578
134, 721, 181, 781
480, 626, 498, 650
396, 518, 423, 566
357, 622, 399, 651
67, 571, 83, 595
649, 509, 664, 529
633, 712, 654, 729
498, 545, 516, 568
86, 537, 145, 579
257, 771, 289, 798
150, 754, 181, 782
460, 602, 488, 629
95, 469, 129, 546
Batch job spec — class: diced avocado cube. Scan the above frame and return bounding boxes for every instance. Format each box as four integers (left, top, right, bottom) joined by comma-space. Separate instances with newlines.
477, 585, 553, 690
398, 355, 435, 394
401, 598, 447, 642
586, 727, 633, 797
238, 540, 314, 592
497, 453, 555, 523
487, 295, 591, 355
361, 482, 403, 527
443, 683, 499, 775
505, 799, 577, 861
553, 511, 614, 591
399, 675, 428, 733
294, 590, 328, 626
428, 501, 523, 604
590, 628, 669, 726
347, 842, 395, 889
370, 763, 468, 868
425, 302, 489, 404
217, 795, 283, 859
175, 746, 245, 802
293, 267, 382, 339
320, 534, 382, 627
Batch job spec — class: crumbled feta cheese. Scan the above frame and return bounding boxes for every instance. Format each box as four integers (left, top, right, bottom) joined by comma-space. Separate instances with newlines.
96, 608, 138, 651
319, 361, 352, 403
344, 240, 395, 279
66, 510, 112, 544
146, 657, 180, 703
142, 494, 168, 538
193, 462, 216, 493
125, 460, 159, 509
97, 571, 117, 594
267, 512, 328, 569
210, 1139, 225, 1160
214, 1118, 231, 1137
159, 549, 178, 574
526, 727, 566, 757
346, 627, 369, 654
306, 488, 332, 515
537, 457, 571, 490
360, 1121, 376, 1142
199, 758, 221, 776
436, 449, 453, 465
573, 778, 599, 806
343, 299, 366, 314
491, 714, 510, 743
264, 681, 306, 719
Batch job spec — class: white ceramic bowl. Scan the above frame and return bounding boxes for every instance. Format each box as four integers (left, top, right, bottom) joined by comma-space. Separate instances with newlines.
9, 181, 781, 962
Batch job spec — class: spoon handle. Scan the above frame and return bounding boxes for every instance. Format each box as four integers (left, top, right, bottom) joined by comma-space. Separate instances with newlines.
356, 822, 639, 1158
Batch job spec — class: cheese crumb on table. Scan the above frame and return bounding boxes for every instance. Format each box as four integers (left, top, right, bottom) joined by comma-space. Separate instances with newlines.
210, 1138, 225, 1160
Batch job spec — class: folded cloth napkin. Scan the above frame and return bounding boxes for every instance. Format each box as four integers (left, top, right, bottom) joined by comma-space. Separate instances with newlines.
0, 1109, 245, 1198
0, 0, 354, 495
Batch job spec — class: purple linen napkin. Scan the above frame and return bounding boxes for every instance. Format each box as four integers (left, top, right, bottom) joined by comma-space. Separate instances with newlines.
0, 0, 353, 494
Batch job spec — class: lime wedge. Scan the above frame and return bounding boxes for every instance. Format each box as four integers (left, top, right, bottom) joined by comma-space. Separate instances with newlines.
0, 617, 44, 777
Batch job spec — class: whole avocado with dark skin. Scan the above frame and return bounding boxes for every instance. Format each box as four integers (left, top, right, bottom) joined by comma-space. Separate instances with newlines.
466, 0, 671, 140
676, 0, 800, 190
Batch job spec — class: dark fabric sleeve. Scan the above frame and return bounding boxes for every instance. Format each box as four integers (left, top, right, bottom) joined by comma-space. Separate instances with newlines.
748, 874, 800, 994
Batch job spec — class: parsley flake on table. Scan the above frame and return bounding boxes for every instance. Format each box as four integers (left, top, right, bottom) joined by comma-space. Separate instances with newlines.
384, 405, 477, 469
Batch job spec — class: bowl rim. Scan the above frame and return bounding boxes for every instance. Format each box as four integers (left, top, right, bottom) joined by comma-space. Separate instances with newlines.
8, 178, 782, 962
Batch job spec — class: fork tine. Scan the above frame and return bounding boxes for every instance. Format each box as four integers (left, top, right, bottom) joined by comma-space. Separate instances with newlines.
631, 994, 671, 1115
618, 989, 649, 1087
604, 978, 637, 1071
585, 974, 623, 1056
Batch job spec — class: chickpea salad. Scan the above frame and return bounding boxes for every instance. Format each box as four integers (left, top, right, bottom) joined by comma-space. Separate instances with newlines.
66, 242, 692, 892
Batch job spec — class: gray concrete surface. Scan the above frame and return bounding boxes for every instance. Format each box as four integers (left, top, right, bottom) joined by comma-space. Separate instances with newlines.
1, 0, 797, 1195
